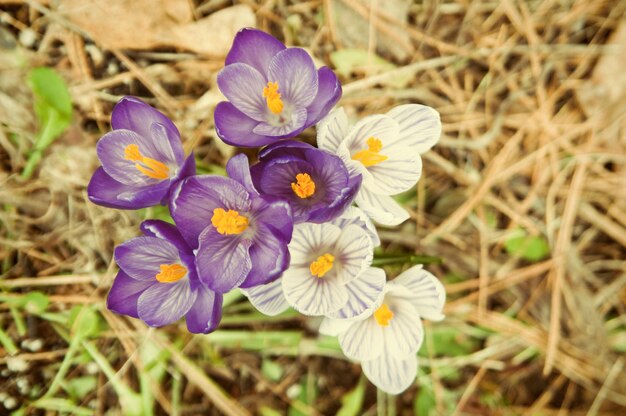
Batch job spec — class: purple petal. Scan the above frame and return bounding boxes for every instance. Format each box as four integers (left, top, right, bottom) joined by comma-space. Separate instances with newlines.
169, 175, 251, 248
267, 48, 318, 108
115, 236, 181, 281
252, 107, 307, 137
96, 129, 175, 186
240, 223, 290, 288
106, 270, 152, 319
217, 63, 268, 122
111, 96, 184, 164
214, 102, 275, 148
225, 28, 286, 76
308, 173, 362, 223
137, 278, 197, 327
226, 153, 258, 195
140, 220, 191, 255
196, 227, 252, 293
250, 195, 293, 242
258, 140, 312, 160
87, 167, 170, 210
305, 67, 342, 126
185, 285, 223, 334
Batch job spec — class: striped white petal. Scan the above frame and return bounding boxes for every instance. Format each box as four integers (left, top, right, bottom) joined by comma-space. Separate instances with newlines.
364, 153, 422, 195
289, 223, 341, 267
241, 278, 289, 316
282, 267, 349, 316
362, 351, 418, 395
333, 224, 373, 285
342, 114, 400, 155
328, 267, 386, 320
383, 298, 424, 358
386, 104, 442, 154
332, 206, 381, 247
388, 266, 446, 321
317, 107, 350, 153
355, 187, 410, 226
319, 317, 353, 336
338, 316, 384, 361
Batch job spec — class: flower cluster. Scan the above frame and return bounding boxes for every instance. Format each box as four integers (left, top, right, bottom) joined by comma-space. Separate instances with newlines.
89, 28, 445, 395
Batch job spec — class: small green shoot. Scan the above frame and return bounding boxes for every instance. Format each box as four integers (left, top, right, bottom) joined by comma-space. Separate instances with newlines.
504, 229, 550, 262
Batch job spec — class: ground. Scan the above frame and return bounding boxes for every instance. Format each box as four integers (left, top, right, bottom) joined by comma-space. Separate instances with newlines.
1, 0, 626, 415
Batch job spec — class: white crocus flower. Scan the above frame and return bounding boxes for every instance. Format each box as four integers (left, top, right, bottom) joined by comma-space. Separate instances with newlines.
319, 265, 446, 394
317, 105, 441, 226
242, 207, 382, 318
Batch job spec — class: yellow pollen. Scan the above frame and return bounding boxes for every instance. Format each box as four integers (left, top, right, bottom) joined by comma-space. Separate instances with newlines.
124, 144, 170, 180
262, 81, 284, 114
156, 263, 187, 283
351, 137, 388, 167
373, 303, 394, 327
309, 253, 335, 278
211, 208, 249, 235
291, 173, 316, 199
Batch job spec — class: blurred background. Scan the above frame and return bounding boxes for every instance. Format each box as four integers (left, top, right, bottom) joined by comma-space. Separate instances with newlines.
1, 0, 625, 414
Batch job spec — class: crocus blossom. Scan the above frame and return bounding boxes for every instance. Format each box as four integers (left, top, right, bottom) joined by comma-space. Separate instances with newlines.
214, 28, 342, 147
250, 140, 361, 224
317, 105, 441, 226
88, 96, 195, 209
319, 265, 446, 394
107, 220, 222, 334
169, 154, 293, 292
243, 207, 382, 318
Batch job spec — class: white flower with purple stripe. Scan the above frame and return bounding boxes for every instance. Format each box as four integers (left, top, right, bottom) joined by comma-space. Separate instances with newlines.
242, 207, 382, 318
317, 105, 441, 226
320, 265, 445, 394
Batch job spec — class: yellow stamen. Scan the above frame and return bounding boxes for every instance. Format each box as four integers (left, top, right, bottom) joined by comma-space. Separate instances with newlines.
309, 253, 335, 278
291, 173, 316, 199
373, 303, 394, 326
124, 144, 170, 180
211, 208, 249, 235
351, 137, 388, 167
156, 263, 187, 283
262, 81, 284, 114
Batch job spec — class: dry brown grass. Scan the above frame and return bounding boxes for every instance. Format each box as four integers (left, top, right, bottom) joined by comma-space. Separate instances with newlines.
1, 0, 625, 414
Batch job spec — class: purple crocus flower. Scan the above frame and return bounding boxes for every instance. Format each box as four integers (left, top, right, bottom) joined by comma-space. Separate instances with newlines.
250, 140, 361, 224
214, 28, 342, 147
169, 154, 293, 292
107, 220, 222, 334
88, 96, 195, 209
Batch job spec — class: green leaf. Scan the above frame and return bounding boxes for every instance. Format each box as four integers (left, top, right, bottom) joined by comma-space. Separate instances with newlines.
32, 398, 93, 416
63, 376, 97, 400
329, 49, 411, 88
505, 229, 550, 262
23, 67, 73, 178
68, 305, 100, 340
261, 359, 284, 382
414, 387, 436, 416
22, 291, 50, 314
420, 326, 478, 357
337, 377, 365, 416
260, 407, 283, 416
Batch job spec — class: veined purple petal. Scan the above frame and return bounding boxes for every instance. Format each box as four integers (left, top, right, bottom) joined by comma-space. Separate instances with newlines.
252, 107, 308, 137
165, 153, 197, 205
217, 63, 268, 122
240, 223, 290, 288
111, 96, 183, 163
214, 102, 275, 148
258, 140, 312, 160
87, 167, 170, 210
115, 236, 181, 281
225, 28, 286, 76
308, 173, 361, 223
196, 227, 252, 293
185, 285, 223, 334
169, 175, 251, 248
137, 278, 197, 327
305, 67, 342, 127
140, 220, 191, 255
250, 195, 293, 242
226, 154, 258, 195
97, 129, 175, 186
268, 48, 318, 108
107, 270, 152, 319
